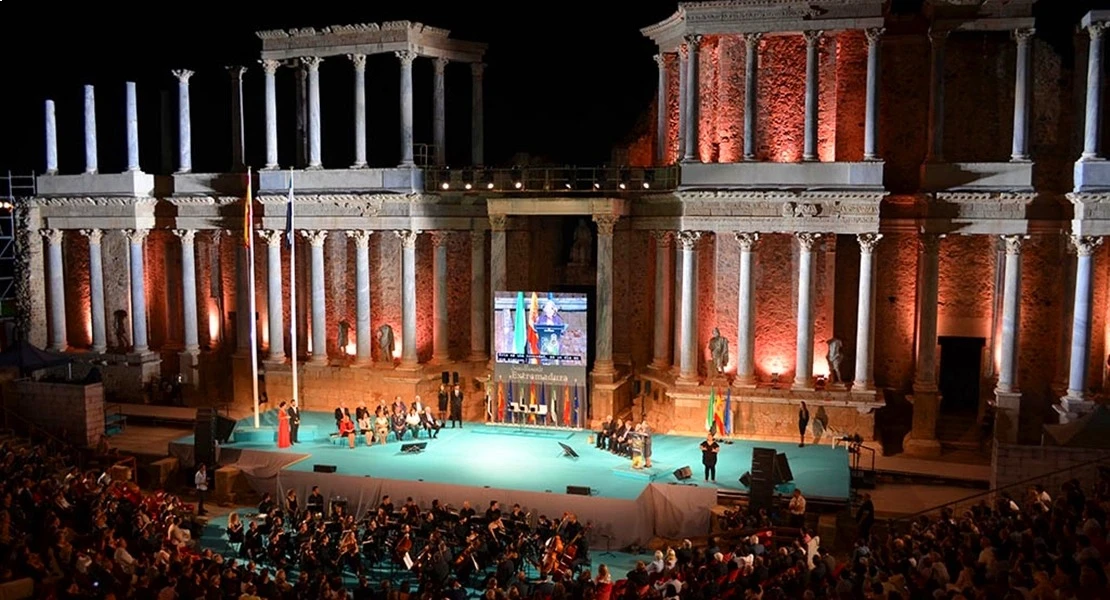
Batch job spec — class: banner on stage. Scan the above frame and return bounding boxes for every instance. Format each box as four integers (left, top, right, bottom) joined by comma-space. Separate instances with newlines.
493, 291, 588, 386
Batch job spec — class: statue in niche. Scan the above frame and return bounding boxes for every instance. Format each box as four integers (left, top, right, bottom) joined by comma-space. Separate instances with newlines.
113, 309, 130, 352
708, 327, 730, 379
826, 337, 844, 384
377, 324, 395, 364
337, 320, 351, 353
568, 219, 593, 267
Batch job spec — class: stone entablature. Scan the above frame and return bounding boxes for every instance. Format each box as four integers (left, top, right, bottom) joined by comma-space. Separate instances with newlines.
256, 21, 487, 64
630, 190, 885, 234
924, 0, 1035, 33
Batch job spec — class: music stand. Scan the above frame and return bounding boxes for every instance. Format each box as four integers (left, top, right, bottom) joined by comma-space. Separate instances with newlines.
599, 532, 616, 558
558, 442, 579, 459
401, 442, 427, 454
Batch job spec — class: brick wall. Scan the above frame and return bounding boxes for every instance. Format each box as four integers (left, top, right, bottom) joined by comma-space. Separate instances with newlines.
14, 379, 104, 448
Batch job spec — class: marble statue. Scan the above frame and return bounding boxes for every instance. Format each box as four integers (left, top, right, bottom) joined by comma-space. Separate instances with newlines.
708, 327, 730, 378
569, 219, 593, 266
337, 320, 351, 351
826, 337, 844, 383
377, 324, 395, 363
113, 309, 130, 351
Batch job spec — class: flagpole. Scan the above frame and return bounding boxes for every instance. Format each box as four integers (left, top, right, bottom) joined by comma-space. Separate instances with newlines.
247, 168, 261, 428
288, 169, 299, 409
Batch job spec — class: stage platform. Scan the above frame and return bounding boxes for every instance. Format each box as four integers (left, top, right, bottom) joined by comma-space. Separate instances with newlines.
171, 410, 850, 548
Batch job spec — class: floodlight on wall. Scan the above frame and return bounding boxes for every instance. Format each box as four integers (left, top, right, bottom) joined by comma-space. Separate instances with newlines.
643, 169, 654, 189
480, 169, 495, 190
511, 167, 523, 190
618, 168, 631, 190
440, 181, 450, 190
462, 170, 474, 191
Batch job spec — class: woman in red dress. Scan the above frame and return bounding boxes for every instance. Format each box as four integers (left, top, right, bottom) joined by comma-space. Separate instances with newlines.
277, 402, 291, 449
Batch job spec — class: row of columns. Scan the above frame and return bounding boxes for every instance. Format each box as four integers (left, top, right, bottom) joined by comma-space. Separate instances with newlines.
656, 28, 885, 165
44, 81, 143, 176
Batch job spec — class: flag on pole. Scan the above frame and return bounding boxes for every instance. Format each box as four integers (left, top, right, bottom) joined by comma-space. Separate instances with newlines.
562, 384, 571, 426
513, 292, 527, 355
540, 383, 548, 425
705, 387, 716, 432
497, 378, 505, 424
506, 380, 514, 423
527, 292, 540, 364
724, 387, 733, 435
714, 391, 726, 436
287, 171, 299, 409
528, 383, 537, 424
246, 169, 261, 428
573, 380, 580, 428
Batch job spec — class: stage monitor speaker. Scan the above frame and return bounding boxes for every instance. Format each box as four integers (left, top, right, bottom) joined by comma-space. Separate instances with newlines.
194, 408, 216, 467
566, 485, 591, 496
773, 452, 794, 484
313, 464, 337, 473
441, 371, 450, 384
673, 466, 693, 481
401, 442, 428, 454
748, 448, 778, 513
558, 442, 579, 458
739, 471, 752, 487
214, 415, 237, 444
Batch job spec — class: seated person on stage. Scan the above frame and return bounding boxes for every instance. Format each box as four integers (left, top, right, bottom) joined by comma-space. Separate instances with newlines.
374, 406, 390, 445
391, 406, 408, 441
405, 406, 423, 439
339, 412, 357, 448
258, 492, 276, 517
596, 415, 613, 450
421, 406, 442, 439
226, 511, 244, 546
306, 486, 325, 516
356, 401, 373, 447
611, 419, 630, 456
334, 401, 350, 432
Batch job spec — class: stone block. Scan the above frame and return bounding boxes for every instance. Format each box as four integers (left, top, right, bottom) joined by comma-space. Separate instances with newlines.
921, 162, 1034, 192
679, 162, 884, 190
36, 172, 156, 197
148, 457, 180, 490
257, 168, 423, 194
13, 380, 104, 448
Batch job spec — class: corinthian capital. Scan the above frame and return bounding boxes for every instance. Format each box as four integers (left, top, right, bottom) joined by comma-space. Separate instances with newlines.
80, 228, 104, 245
683, 34, 703, 49
226, 65, 246, 80
470, 229, 486, 246
348, 54, 367, 71
172, 69, 194, 83
652, 231, 674, 247
593, 215, 620, 237
395, 229, 421, 248
433, 57, 449, 73
802, 30, 823, 45
39, 228, 63, 245
429, 231, 451, 248
734, 232, 760, 251
395, 50, 417, 66
744, 32, 764, 48
260, 59, 281, 75
258, 229, 285, 247
653, 54, 665, 68
1001, 234, 1030, 255
300, 56, 323, 71
918, 233, 943, 254
489, 214, 508, 232
172, 229, 196, 245
300, 230, 328, 247
123, 228, 149, 245
1071, 235, 1103, 257
865, 28, 885, 45
795, 232, 822, 251
1013, 27, 1035, 43
857, 233, 882, 254
345, 230, 373, 249
677, 230, 702, 250
1088, 22, 1109, 41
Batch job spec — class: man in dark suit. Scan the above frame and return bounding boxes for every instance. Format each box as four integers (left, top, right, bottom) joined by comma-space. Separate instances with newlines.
596, 415, 613, 450
449, 384, 464, 428
288, 399, 301, 444
334, 401, 349, 432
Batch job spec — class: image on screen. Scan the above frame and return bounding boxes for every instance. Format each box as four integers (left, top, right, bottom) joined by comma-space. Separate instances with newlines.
494, 291, 588, 366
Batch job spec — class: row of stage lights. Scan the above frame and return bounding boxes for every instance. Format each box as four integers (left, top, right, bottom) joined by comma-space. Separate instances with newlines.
437, 168, 656, 192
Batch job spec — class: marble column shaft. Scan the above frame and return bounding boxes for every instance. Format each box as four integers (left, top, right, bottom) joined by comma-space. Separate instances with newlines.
803, 31, 822, 161
1011, 29, 1034, 161
682, 35, 702, 163
489, 216, 507, 360
347, 230, 373, 364
262, 60, 280, 169
736, 233, 759, 383
84, 85, 97, 174
172, 70, 193, 173
677, 231, 701, 381
998, 235, 1026, 392
594, 216, 619, 373
45, 100, 58, 175
125, 82, 140, 172
654, 55, 667, 165
397, 51, 417, 167
398, 230, 420, 366
794, 234, 820, 387
673, 241, 683, 371
469, 230, 488, 361
926, 31, 947, 162
41, 230, 67, 352
126, 229, 150, 354
433, 58, 447, 166
1067, 236, 1102, 399
471, 63, 485, 165
651, 232, 674, 369
303, 57, 323, 169
677, 45, 688, 162
743, 34, 762, 160
81, 229, 107, 353
350, 54, 368, 168
915, 234, 942, 391
1083, 24, 1107, 159
261, 230, 286, 362
228, 66, 246, 171
853, 234, 881, 389
864, 28, 884, 161
175, 230, 199, 353
303, 230, 328, 363
432, 232, 450, 362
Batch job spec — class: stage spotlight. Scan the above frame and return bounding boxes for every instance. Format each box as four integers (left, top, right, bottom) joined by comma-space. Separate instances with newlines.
462, 170, 474, 191
643, 169, 655, 189
619, 168, 631, 190
479, 169, 494, 190
440, 181, 450, 190
511, 167, 523, 190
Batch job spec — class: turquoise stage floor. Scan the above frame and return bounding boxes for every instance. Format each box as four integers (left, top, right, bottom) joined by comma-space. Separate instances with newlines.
181, 410, 851, 502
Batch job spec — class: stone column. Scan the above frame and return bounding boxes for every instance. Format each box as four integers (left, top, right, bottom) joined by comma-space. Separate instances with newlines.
301, 230, 328, 363
651, 231, 674, 370
172, 70, 193, 173
228, 66, 246, 171
259, 230, 286, 362
431, 231, 450, 363
1065, 236, 1103, 403
349, 54, 368, 169
793, 233, 821, 388
864, 28, 884, 161
594, 215, 620, 376
433, 58, 448, 166
80, 229, 107, 353
682, 35, 702, 163
906, 233, 942, 456
743, 33, 762, 161
654, 55, 667, 165
997, 235, 1027, 392
41, 229, 67, 352
489, 215, 507, 361
125, 82, 140, 172
673, 241, 683, 372
124, 229, 150, 354
261, 59, 280, 170
853, 234, 881, 390
471, 63, 485, 165
397, 230, 421, 367
1009, 29, 1035, 161
677, 44, 688, 161
925, 31, 947, 163
45, 100, 58, 175
469, 230, 488, 362
302, 57, 324, 169
677, 231, 702, 384
735, 233, 759, 385
347, 230, 373, 365
397, 51, 417, 167
83, 85, 97, 174
295, 64, 308, 168
802, 31, 822, 162
1083, 23, 1108, 160
174, 229, 199, 354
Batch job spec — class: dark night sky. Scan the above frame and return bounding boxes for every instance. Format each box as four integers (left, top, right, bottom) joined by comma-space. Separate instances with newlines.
0, 3, 682, 176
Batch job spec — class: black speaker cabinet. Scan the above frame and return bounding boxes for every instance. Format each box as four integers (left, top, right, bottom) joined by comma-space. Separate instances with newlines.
773, 452, 794, 484
214, 415, 237, 444
566, 485, 591, 496
194, 408, 216, 467
673, 466, 693, 480
313, 464, 337, 473
441, 371, 450, 384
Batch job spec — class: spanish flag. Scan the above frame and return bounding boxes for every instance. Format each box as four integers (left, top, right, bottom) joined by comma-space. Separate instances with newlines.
243, 169, 254, 247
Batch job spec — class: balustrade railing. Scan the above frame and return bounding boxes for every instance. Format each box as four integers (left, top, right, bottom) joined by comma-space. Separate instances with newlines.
425, 165, 680, 194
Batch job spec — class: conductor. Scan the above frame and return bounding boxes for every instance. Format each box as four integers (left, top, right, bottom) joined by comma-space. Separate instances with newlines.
700, 433, 720, 482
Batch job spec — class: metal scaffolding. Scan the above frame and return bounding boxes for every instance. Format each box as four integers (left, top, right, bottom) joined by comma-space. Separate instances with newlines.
0, 172, 34, 317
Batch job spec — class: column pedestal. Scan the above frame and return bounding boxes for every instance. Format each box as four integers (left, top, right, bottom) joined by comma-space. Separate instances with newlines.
993, 390, 1021, 444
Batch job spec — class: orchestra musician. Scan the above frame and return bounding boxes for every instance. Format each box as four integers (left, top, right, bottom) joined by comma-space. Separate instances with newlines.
306, 486, 325, 516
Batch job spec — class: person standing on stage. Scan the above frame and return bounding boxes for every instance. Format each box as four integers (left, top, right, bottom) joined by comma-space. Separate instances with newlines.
194, 463, 208, 515
700, 433, 719, 482
798, 401, 810, 448
437, 383, 449, 424
287, 399, 300, 444
449, 384, 464, 428
277, 402, 291, 449
334, 401, 350, 433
